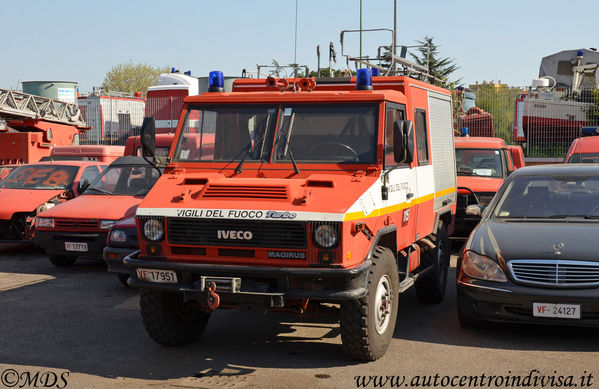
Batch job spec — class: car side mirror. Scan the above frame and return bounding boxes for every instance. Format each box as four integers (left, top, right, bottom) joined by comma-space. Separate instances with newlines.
140, 117, 156, 159
393, 120, 414, 164
78, 179, 90, 193
466, 204, 484, 216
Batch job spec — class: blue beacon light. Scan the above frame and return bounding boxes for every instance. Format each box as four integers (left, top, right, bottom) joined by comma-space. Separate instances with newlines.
356, 68, 373, 90
208, 71, 224, 92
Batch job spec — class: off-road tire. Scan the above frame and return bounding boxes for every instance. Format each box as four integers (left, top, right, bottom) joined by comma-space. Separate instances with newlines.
48, 254, 77, 267
340, 246, 399, 361
415, 223, 450, 304
139, 289, 210, 346
118, 273, 130, 287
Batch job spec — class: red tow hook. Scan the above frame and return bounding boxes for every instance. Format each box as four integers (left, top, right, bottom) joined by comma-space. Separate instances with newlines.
206, 281, 220, 311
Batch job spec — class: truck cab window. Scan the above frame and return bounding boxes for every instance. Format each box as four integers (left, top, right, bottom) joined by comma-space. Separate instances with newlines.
384, 105, 407, 168
415, 109, 430, 165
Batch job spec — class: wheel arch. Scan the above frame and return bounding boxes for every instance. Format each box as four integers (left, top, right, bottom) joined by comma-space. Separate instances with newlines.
365, 225, 397, 262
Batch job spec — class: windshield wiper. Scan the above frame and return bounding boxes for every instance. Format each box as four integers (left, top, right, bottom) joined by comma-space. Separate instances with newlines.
85, 187, 114, 195
280, 113, 300, 174
234, 144, 253, 174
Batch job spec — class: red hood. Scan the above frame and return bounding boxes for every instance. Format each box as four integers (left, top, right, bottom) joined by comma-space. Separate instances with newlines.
0, 189, 64, 219
457, 176, 504, 194
38, 194, 142, 221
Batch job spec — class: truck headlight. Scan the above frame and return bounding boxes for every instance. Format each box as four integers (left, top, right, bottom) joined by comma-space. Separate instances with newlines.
143, 219, 164, 241
462, 251, 507, 282
100, 220, 117, 230
109, 229, 128, 243
35, 217, 54, 228
314, 224, 338, 248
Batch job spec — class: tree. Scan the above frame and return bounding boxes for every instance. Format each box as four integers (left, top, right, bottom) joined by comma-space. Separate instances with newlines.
474, 83, 524, 141
103, 62, 170, 95
587, 88, 599, 126
409, 36, 459, 86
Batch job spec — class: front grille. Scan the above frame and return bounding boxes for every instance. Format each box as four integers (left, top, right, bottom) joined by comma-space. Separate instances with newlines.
457, 192, 495, 210
202, 184, 288, 199
167, 218, 306, 249
509, 259, 599, 288
54, 218, 99, 230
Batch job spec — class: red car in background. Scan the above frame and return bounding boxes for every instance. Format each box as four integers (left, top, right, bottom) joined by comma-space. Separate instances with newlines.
0, 161, 103, 244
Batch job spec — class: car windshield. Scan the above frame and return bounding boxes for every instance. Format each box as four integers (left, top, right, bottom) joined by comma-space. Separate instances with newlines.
567, 153, 599, 163
171, 103, 378, 164
456, 148, 504, 178
0, 165, 78, 190
493, 174, 599, 219
85, 165, 159, 196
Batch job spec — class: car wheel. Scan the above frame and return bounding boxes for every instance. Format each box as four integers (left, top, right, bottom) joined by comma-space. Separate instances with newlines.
340, 246, 399, 361
118, 273, 130, 287
139, 289, 210, 346
48, 254, 77, 267
415, 223, 449, 304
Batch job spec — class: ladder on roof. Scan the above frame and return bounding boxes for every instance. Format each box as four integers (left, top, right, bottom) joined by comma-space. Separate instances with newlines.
0, 88, 86, 127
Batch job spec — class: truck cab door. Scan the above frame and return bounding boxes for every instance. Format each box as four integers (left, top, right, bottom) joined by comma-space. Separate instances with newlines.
383, 104, 419, 251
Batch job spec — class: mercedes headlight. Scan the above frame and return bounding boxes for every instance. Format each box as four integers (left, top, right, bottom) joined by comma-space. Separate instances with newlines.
462, 251, 507, 282
314, 224, 338, 248
143, 219, 164, 241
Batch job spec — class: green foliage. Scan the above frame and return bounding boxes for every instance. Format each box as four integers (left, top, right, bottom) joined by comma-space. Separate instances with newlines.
587, 88, 599, 126
308, 68, 355, 78
409, 36, 460, 86
103, 62, 170, 94
474, 83, 524, 142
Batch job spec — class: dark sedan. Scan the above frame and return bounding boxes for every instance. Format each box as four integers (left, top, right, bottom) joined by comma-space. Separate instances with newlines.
457, 164, 599, 327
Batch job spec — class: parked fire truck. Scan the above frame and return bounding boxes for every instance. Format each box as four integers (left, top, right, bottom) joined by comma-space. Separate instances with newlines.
0, 87, 88, 164
124, 61, 457, 360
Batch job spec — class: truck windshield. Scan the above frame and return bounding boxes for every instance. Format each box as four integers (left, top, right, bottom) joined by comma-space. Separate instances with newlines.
0, 165, 78, 190
456, 148, 504, 178
172, 103, 378, 164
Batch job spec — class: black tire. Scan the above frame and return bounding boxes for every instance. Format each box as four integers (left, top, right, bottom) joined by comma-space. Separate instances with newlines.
48, 254, 77, 267
340, 246, 399, 361
118, 273, 130, 287
139, 289, 210, 346
415, 223, 450, 304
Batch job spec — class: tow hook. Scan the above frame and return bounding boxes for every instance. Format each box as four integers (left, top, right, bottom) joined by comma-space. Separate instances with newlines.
206, 281, 220, 311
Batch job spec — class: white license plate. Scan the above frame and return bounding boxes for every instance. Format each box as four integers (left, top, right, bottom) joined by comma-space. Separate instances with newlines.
533, 303, 581, 319
65, 242, 88, 252
136, 268, 178, 284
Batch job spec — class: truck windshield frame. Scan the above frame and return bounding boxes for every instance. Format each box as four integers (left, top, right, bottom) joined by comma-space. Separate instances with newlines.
171, 103, 379, 165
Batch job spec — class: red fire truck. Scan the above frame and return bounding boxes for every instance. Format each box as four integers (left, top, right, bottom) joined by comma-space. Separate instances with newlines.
124, 67, 457, 360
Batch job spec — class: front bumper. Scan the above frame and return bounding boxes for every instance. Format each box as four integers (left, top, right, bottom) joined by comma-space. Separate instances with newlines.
35, 230, 108, 259
457, 278, 599, 327
124, 251, 371, 305
103, 246, 135, 274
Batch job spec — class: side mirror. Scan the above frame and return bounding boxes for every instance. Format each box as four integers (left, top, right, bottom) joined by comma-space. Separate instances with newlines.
465, 204, 484, 217
393, 120, 414, 164
78, 179, 90, 193
140, 117, 156, 158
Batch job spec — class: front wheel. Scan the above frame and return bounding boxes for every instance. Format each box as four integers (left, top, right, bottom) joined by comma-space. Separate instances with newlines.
415, 222, 450, 304
139, 289, 210, 346
340, 246, 399, 361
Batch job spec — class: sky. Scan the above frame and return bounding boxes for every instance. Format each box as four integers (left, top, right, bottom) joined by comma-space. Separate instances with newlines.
1, 0, 598, 94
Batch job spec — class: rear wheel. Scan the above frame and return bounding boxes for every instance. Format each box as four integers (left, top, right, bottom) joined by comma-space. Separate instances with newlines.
415, 223, 450, 304
340, 246, 399, 361
139, 289, 210, 346
48, 254, 77, 267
